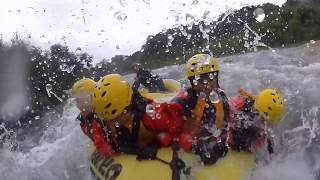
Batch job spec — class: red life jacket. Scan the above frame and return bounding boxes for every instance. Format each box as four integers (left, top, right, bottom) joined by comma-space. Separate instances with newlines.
142, 101, 186, 147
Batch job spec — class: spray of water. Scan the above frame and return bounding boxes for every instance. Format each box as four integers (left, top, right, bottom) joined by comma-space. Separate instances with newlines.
0, 45, 29, 122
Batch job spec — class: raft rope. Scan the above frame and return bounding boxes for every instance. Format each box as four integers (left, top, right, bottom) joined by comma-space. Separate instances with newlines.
151, 141, 189, 180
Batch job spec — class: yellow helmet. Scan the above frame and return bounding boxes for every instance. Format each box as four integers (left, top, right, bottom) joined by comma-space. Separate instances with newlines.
71, 78, 96, 112
186, 54, 219, 78
254, 89, 285, 124
93, 74, 133, 120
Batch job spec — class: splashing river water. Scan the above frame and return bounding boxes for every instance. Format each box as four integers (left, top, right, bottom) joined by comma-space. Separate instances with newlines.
1, 42, 320, 180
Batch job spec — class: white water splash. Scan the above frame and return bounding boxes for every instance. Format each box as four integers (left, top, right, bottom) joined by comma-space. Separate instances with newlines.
1, 43, 320, 180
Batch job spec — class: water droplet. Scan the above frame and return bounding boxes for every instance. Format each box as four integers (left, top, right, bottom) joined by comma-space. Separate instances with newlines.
60, 64, 75, 73
191, 0, 198, 5
199, 92, 206, 99
181, 29, 188, 37
146, 104, 155, 117
186, 34, 192, 40
203, 79, 208, 84
25, 106, 30, 110
119, 0, 127, 7
114, 11, 127, 21
185, 13, 195, 24
192, 79, 198, 85
205, 152, 211, 158
209, 91, 218, 103
115, 122, 120, 128
253, 8, 265, 22
46, 84, 52, 97
209, 73, 214, 80
204, 27, 210, 33
75, 48, 82, 55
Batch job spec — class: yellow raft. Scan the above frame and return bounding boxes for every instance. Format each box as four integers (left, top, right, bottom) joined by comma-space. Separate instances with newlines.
89, 147, 254, 180
139, 79, 182, 101
88, 79, 255, 180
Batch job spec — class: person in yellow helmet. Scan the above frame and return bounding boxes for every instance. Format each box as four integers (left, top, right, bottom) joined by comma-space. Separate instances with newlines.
170, 53, 230, 165
92, 74, 189, 160
71, 78, 96, 112
71, 78, 115, 157
227, 88, 286, 154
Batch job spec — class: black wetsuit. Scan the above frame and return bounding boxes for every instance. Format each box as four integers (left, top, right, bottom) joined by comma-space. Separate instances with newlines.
132, 68, 166, 92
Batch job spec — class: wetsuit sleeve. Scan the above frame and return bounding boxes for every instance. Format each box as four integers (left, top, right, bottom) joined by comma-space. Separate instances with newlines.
91, 120, 115, 157
133, 68, 148, 90
250, 135, 267, 153
260, 130, 274, 154
80, 122, 90, 136
267, 137, 274, 154
76, 113, 84, 123
132, 78, 141, 90
77, 113, 91, 137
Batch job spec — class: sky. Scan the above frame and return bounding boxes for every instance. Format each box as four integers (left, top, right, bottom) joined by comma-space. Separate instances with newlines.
0, 0, 286, 63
